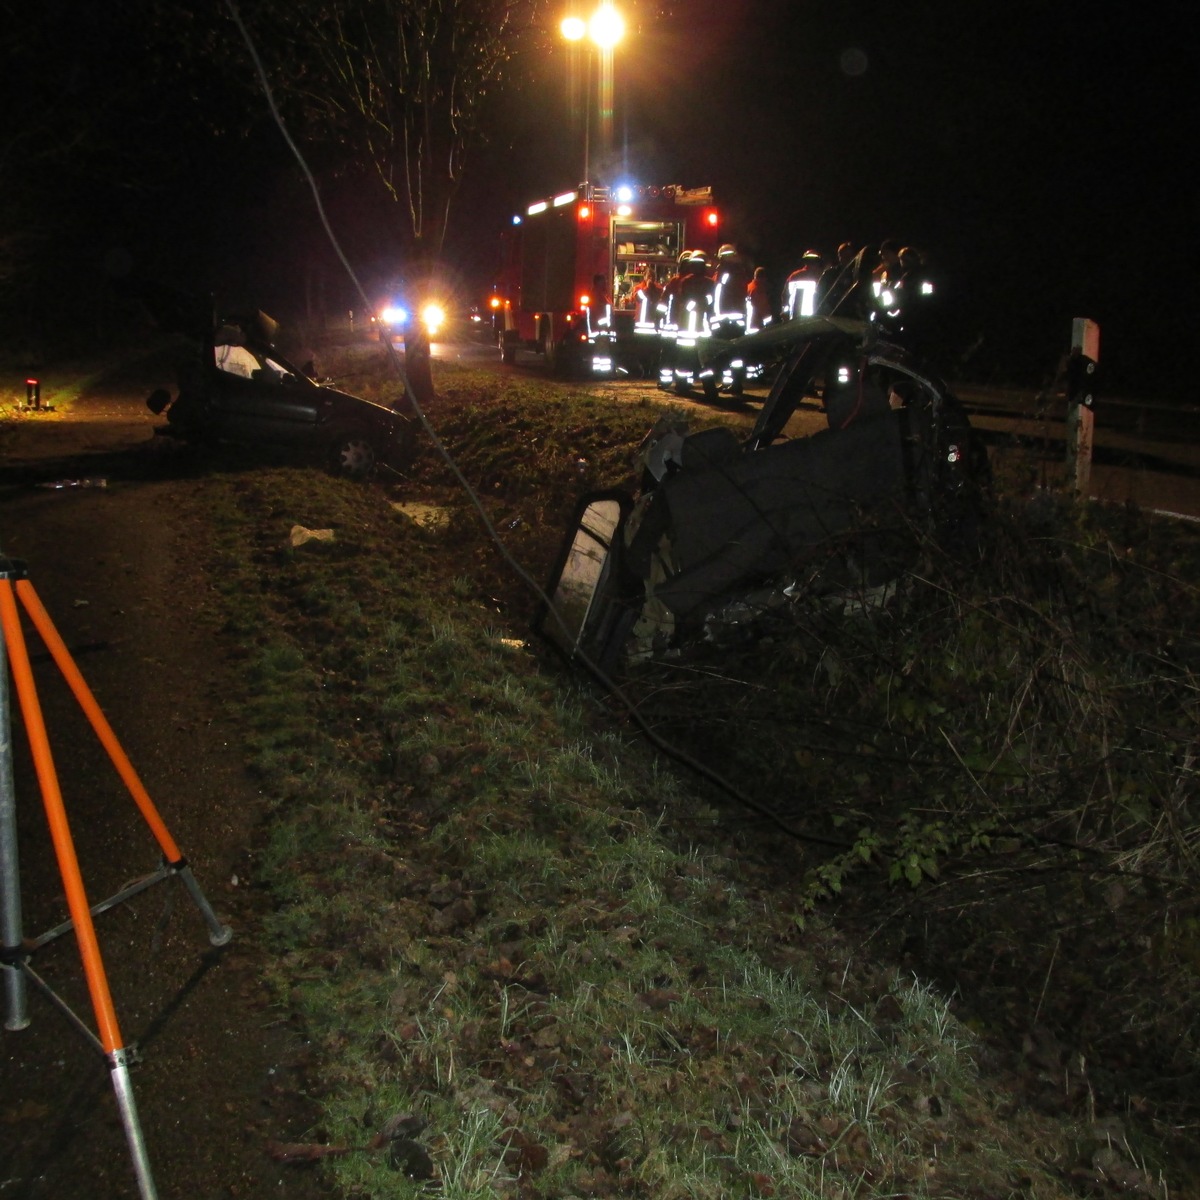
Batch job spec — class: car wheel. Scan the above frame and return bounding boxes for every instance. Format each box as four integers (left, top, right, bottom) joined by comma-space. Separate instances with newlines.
146, 388, 171, 415
330, 432, 377, 479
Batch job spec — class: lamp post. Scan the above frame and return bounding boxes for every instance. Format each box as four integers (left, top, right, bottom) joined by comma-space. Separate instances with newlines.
561, 3, 625, 185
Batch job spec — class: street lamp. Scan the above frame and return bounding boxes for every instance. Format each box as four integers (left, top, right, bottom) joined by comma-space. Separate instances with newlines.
560, 3, 625, 185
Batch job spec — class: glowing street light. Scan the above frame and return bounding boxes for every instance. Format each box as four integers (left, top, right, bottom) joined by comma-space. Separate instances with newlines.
560, 4, 626, 185
588, 3, 625, 50
561, 4, 624, 49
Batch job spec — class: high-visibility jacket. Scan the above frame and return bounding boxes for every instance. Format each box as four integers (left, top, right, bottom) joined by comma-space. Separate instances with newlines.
634, 281, 664, 331
674, 270, 716, 338
784, 263, 822, 319
713, 256, 753, 325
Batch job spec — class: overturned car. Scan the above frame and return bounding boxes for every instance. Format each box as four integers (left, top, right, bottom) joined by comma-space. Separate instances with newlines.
142, 291, 415, 478
538, 310, 990, 669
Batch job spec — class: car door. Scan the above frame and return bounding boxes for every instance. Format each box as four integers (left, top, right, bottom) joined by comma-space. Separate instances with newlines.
208, 343, 323, 445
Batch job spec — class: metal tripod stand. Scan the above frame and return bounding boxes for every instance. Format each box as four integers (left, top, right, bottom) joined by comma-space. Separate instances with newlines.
0, 557, 233, 1200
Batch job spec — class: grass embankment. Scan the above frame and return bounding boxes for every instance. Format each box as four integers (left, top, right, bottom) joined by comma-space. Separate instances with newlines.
189, 361, 1197, 1199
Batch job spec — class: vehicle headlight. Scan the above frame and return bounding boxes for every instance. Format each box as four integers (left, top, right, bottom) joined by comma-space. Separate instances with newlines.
421, 304, 446, 335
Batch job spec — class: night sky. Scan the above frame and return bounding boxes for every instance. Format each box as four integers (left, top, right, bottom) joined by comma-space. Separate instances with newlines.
4, 0, 1191, 396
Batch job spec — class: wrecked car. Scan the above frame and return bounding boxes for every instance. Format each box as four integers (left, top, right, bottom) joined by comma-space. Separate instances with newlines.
142, 291, 415, 478
538, 302, 990, 670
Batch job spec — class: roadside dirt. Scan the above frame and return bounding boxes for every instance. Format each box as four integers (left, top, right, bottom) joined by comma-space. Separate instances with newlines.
0, 366, 335, 1199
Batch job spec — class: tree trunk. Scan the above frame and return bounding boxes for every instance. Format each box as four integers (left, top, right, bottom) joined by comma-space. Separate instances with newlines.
402, 323, 434, 409
401, 254, 439, 409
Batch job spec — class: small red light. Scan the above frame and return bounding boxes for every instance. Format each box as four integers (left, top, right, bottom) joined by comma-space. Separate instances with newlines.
706, 209, 719, 227
489, 296, 501, 309
579, 294, 591, 307
578, 204, 591, 220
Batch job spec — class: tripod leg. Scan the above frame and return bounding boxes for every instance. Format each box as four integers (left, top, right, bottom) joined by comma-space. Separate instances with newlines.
1, 616, 30, 1031
15, 578, 186, 861
0, 578, 161, 1196
14, 578, 231, 946
112, 1047, 160, 1200
0, 579, 125, 1049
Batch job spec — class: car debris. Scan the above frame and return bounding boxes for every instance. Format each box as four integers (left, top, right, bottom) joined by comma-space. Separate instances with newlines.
391, 501, 451, 533
537, 306, 990, 669
288, 525, 335, 548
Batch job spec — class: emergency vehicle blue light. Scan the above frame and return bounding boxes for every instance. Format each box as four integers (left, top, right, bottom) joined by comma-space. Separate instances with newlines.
615, 185, 634, 203
512, 215, 522, 225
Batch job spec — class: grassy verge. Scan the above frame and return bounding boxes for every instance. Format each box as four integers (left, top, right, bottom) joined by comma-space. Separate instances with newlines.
185, 363, 1195, 1198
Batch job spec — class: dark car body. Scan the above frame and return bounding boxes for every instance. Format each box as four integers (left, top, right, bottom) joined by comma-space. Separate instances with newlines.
144, 299, 414, 478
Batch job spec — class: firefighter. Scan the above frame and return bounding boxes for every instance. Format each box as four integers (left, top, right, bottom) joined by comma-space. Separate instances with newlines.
633, 269, 664, 331
746, 266, 776, 332
890, 246, 939, 353
667, 252, 718, 398
816, 241, 856, 314
869, 241, 909, 337
711, 244, 753, 338
871, 239, 902, 292
656, 252, 691, 390
896, 246, 931, 299
632, 269, 665, 379
783, 250, 824, 319
583, 273, 614, 374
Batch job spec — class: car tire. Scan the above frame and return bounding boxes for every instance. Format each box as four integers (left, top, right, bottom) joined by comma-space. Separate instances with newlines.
146, 388, 171, 415
330, 431, 377, 479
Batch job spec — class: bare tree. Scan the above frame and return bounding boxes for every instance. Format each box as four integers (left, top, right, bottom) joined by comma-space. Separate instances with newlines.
244, 0, 548, 400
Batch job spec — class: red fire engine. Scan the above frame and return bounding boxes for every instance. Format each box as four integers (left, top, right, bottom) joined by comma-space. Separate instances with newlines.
497, 182, 722, 377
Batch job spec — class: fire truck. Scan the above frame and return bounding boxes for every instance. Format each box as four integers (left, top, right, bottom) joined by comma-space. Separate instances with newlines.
497, 182, 722, 378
